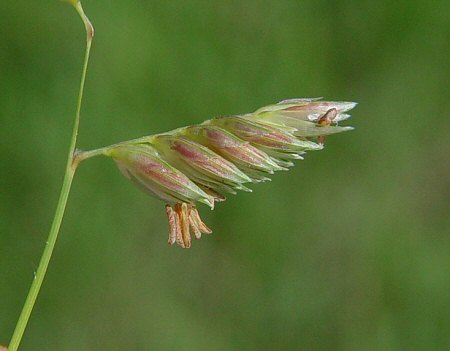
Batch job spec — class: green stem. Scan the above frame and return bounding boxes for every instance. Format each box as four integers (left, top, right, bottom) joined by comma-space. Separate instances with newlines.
8, 2, 93, 350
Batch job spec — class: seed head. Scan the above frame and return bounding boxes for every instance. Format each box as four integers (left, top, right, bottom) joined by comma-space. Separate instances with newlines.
104, 98, 356, 247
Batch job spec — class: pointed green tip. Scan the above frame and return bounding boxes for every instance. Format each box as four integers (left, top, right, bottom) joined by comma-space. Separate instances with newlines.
198, 197, 215, 209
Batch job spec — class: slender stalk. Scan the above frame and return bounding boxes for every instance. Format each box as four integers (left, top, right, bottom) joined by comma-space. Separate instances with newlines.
73, 134, 160, 166
8, 2, 94, 350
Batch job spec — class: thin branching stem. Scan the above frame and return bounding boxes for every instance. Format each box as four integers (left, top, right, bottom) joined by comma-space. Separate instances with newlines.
73, 135, 156, 165
8, 2, 93, 350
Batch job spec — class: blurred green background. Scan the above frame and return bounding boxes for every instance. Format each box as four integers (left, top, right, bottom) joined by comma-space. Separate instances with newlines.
1, 1, 449, 350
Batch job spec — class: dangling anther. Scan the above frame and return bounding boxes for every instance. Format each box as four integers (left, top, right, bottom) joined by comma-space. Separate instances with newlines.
317, 108, 337, 145
189, 206, 212, 237
166, 205, 177, 245
173, 203, 191, 248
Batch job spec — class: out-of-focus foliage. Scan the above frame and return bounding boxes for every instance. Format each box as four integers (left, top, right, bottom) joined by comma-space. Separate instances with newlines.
1, 1, 449, 350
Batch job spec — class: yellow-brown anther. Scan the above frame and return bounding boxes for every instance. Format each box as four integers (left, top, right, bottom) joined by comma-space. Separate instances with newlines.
318, 108, 338, 126
179, 203, 192, 248
189, 207, 212, 235
317, 108, 338, 145
165, 205, 178, 245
